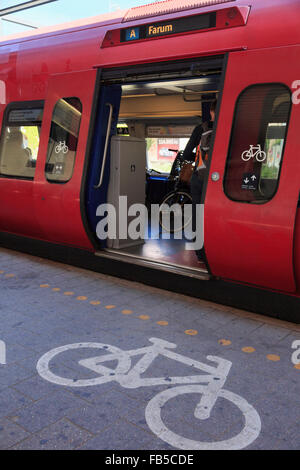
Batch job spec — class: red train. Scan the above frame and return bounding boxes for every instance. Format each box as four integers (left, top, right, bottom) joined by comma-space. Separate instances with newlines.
0, 0, 299, 321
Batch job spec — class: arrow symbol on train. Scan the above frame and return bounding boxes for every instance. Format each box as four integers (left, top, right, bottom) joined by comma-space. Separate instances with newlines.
244, 178, 249, 184
251, 175, 257, 181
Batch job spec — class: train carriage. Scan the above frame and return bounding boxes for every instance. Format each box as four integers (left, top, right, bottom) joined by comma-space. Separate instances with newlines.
0, 0, 300, 321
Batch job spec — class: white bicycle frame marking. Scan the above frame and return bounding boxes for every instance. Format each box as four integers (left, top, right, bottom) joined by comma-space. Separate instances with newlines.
241, 144, 267, 162
37, 337, 261, 450
55, 141, 68, 154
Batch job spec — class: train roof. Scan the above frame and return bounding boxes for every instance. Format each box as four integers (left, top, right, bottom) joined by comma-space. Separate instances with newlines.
0, 0, 299, 48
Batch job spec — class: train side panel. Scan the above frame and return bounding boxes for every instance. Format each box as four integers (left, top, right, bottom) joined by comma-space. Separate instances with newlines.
0, 0, 299, 298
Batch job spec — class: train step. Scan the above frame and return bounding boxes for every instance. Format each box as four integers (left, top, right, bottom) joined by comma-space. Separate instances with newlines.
95, 249, 211, 280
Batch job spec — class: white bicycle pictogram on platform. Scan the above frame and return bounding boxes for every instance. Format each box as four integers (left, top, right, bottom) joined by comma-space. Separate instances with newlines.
241, 144, 267, 162
36, 337, 261, 450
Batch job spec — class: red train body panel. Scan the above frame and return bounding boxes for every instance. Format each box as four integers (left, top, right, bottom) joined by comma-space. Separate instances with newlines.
0, 0, 300, 308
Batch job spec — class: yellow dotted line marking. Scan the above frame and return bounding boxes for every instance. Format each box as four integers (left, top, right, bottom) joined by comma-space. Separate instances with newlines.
242, 347, 256, 354
218, 339, 232, 346
0, 270, 5, 274
185, 329, 198, 336
266, 354, 281, 362
31, 279, 300, 372
122, 310, 133, 315
5, 274, 15, 278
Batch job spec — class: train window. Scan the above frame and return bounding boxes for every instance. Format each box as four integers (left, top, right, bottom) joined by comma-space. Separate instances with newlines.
145, 125, 194, 174
0, 104, 44, 179
224, 84, 291, 203
45, 98, 82, 183
146, 138, 189, 174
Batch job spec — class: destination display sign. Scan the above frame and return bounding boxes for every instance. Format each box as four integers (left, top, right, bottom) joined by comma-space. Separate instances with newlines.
120, 12, 216, 43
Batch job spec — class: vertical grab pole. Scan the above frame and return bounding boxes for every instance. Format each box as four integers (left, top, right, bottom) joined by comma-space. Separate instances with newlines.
94, 103, 114, 189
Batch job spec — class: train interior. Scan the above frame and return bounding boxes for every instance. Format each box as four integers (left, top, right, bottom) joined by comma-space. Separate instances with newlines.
92, 64, 222, 276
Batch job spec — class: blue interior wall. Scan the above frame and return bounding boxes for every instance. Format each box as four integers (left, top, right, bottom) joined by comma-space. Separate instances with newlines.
85, 85, 122, 246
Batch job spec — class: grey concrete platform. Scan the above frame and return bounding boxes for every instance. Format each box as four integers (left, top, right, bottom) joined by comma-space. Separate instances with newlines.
0, 247, 299, 450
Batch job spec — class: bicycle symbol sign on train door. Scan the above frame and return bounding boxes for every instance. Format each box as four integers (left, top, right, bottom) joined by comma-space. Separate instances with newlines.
55, 141, 69, 154
241, 144, 267, 162
36, 337, 261, 450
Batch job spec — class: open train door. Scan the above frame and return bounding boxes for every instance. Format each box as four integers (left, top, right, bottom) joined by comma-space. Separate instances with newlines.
205, 46, 300, 292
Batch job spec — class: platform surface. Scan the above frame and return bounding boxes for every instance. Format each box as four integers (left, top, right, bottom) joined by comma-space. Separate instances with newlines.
0, 247, 299, 451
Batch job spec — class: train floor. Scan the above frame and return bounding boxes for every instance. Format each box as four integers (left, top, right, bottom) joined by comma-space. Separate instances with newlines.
0, 247, 299, 451
117, 237, 205, 269
107, 221, 207, 271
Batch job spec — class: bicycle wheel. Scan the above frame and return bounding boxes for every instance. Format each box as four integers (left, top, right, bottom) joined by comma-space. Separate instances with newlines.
159, 191, 192, 233
145, 385, 261, 450
256, 151, 267, 162
37, 342, 131, 387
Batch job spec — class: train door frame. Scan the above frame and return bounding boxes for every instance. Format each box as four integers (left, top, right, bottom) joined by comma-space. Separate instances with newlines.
82, 55, 227, 277
204, 45, 300, 292
33, 69, 97, 248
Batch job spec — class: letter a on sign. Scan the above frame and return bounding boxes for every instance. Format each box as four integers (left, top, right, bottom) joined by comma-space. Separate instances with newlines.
125, 27, 140, 41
